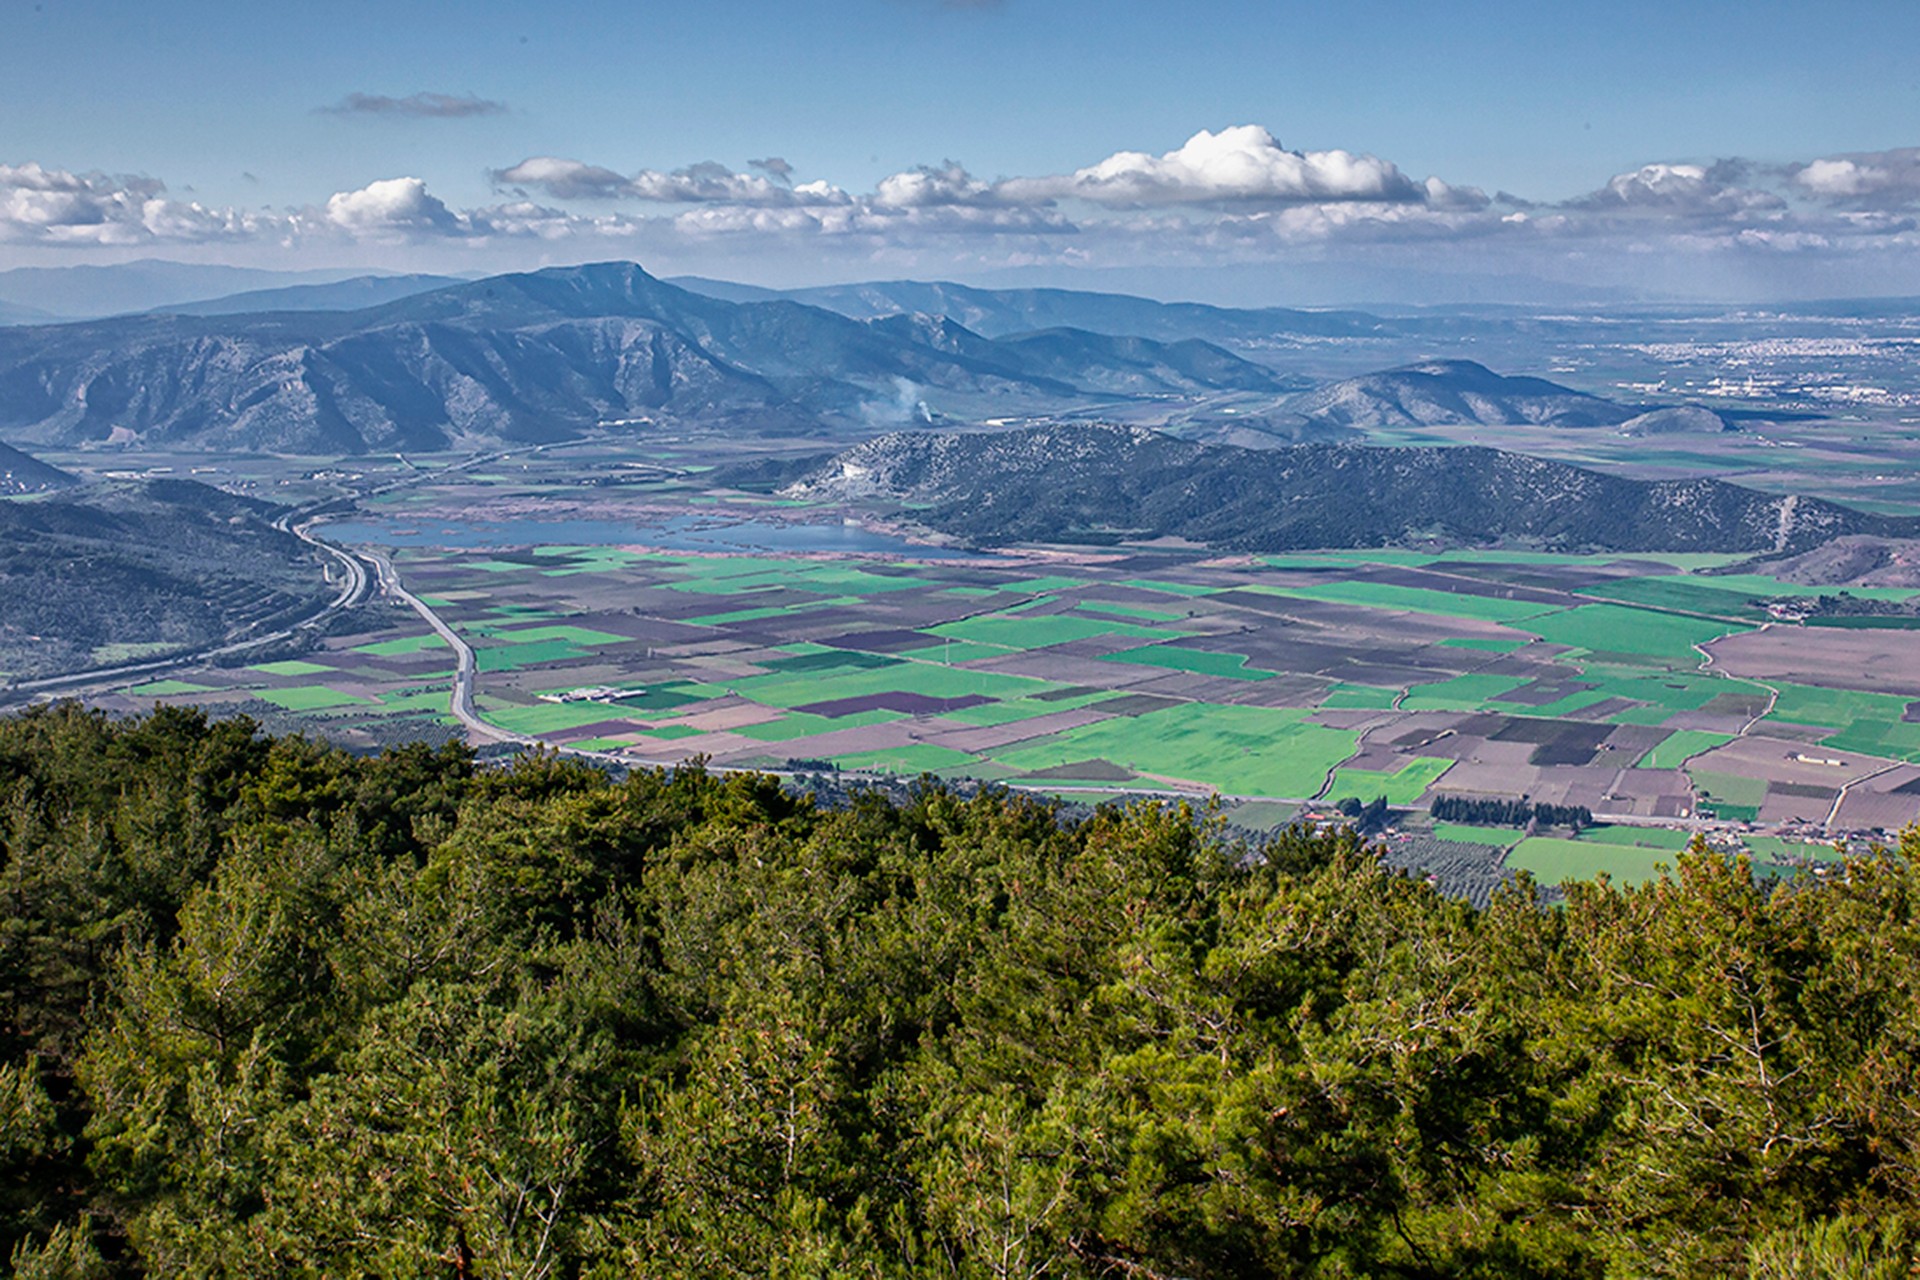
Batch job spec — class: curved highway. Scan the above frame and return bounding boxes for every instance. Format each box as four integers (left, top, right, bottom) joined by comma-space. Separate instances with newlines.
355, 546, 525, 747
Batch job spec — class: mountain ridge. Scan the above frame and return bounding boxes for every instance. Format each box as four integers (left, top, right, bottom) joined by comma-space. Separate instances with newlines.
0, 263, 1288, 453
1286, 359, 1730, 432
783, 423, 1899, 554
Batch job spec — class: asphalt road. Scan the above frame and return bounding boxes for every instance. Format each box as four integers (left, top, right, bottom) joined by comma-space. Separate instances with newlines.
356, 546, 523, 748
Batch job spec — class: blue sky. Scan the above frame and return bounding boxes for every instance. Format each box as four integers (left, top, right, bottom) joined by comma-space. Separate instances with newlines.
3, 0, 1918, 301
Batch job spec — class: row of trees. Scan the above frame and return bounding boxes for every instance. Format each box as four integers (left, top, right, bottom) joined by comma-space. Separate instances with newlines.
2, 704, 1918, 1276
1430, 793, 1593, 830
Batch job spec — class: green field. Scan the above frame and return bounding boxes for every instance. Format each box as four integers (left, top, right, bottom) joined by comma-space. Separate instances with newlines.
989, 703, 1359, 798
1319, 684, 1401, 709
1324, 757, 1454, 804
1574, 825, 1696, 851
1518, 604, 1744, 660
253, 659, 335, 677
127, 679, 214, 696
1508, 837, 1675, 886
351, 634, 449, 656
257, 685, 372, 711
474, 639, 589, 672
1575, 576, 1775, 620
1248, 581, 1556, 624
1640, 730, 1735, 770
1400, 672, 1527, 711
213, 522, 1920, 836
483, 701, 635, 734
1431, 822, 1522, 847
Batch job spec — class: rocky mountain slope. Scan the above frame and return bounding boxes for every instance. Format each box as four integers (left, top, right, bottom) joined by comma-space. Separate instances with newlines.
0, 263, 1288, 454
785, 424, 1898, 553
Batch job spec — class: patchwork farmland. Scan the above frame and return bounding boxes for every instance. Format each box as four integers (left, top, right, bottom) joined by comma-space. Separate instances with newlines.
105, 518, 1920, 886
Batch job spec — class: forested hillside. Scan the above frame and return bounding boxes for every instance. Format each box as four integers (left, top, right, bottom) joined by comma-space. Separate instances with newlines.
0, 481, 325, 681
2, 705, 1918, 1277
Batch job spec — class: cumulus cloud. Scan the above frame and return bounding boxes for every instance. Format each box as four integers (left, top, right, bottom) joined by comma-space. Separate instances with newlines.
492, 156, 848, 206
873, 162, 1003, 208
628, 161, 844, 205
8, 130, 1920, 295
1566, 162, 1785, 219
1793, 148, 1920, 210
322, 92, 507, 119
1003, 126, 1434, 207
324, 177, 466, 234
491, 157, 632, 200
0, 162, 267, 245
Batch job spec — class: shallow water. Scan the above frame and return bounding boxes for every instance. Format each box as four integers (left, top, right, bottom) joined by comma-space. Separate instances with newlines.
319, 511, 971, 558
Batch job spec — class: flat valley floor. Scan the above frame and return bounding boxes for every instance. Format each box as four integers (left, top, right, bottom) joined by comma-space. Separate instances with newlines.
61, 441, 1920, 889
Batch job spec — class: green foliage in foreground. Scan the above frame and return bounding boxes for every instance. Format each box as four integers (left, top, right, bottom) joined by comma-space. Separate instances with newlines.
4, 704, 1920, 1278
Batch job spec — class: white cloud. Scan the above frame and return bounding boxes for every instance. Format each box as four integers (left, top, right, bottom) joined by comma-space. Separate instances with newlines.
0, 162, 268, 245
872, 162, 1001, 208
493, 157, 848, 206
1794, 148, 1920, 210
491, 157, 631, 201
628, 161, 845, 205
1568, 162, 1784, 219
7, 132, 1920, 300
324, 177, 465, 234
1004, 126, 1431, 207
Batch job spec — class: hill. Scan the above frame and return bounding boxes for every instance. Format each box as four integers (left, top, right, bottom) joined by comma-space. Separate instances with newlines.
0, 441, 77, 495
1286, 359, 1730, 431
783, 423, 1902, 553
0, 480, 325, 680
0, 263, 1288, 453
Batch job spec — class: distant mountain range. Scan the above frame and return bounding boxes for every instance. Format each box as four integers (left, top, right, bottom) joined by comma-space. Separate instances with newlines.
782, 424, 1900, 554
0, 263, 1292, 453
0, 441, 77, 495
672, 276, 1390, 342
0, 260, 398, 321
0, 261, 1760, 453
154, 274, 465, 317
1285, 360, 1732, 433
0, 300, 58, 327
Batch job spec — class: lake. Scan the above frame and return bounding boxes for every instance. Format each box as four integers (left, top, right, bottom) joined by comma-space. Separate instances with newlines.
318, 512, 974, 559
